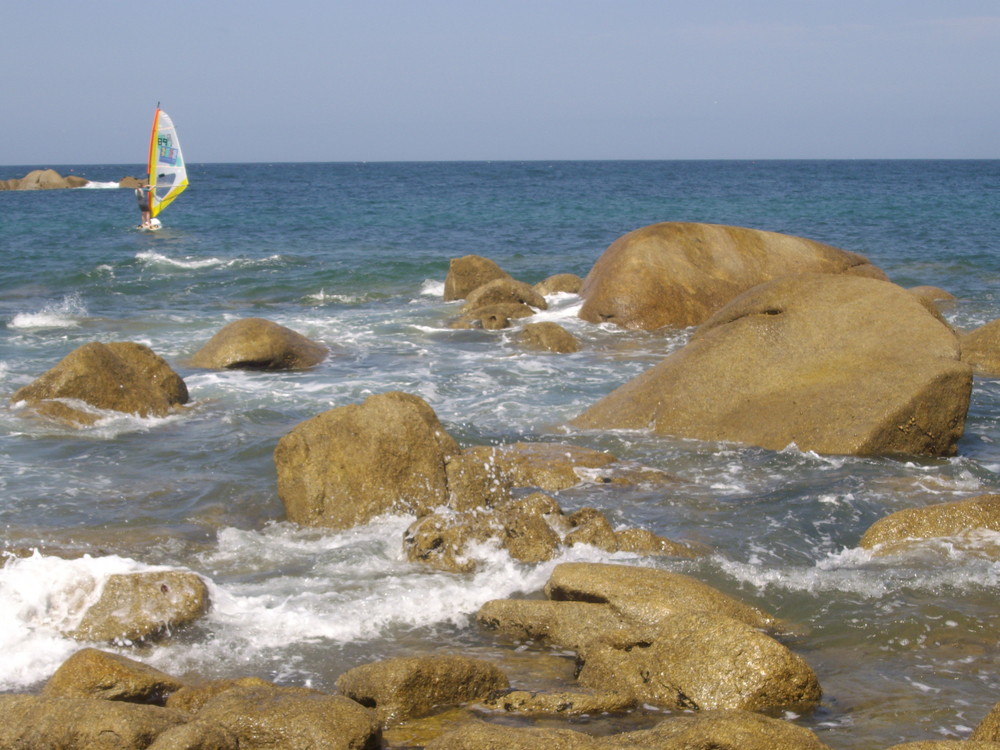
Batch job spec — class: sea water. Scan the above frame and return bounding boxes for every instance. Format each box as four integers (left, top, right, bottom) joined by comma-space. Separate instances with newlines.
1, 160, 1000, 747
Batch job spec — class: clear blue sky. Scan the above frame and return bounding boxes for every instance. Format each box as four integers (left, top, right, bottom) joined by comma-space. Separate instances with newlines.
3, 1, 998, 164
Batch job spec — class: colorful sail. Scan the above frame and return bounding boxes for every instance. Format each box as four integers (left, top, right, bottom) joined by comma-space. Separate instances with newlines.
146, 108, 188, 218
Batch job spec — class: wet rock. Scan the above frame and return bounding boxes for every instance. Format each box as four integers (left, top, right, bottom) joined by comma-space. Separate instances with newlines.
147, 718, 240, 750
275, 392, 468, 529
0, 694, 188, 749
11, 341, 188, 426
335, 654, 509, 725
189, 317, 328, 370
973, 701, 1000, 739
860, 494, 1000, 554
464, 442, 624, 492
534, 273, 583, 296
448, 302, 536, 329
573, 274, 971, 457
443, 255, 511, 301
44, 648, 185, 704
191, 684, 379, 750
166, 677, 275, 714
461, 277, 548, 314
516, 321, 580, 353
578, 221, 886, 330
69, 571, 210, 643
443, 447, 514, 511
961, 319, 1000, 376
576, 611, 821, 711
477, 599, 648, 652
481, 687, 635, 715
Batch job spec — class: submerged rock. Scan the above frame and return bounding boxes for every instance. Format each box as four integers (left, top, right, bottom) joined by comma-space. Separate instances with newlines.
11, 341, 188, 426
462, 278, 548, 314
859, 494, 1000, 554
516, 321, 580, 353
189, 317, 328, 370
573, 274, 972, 457
577, 221, 886, 330
448, 301, 536, 330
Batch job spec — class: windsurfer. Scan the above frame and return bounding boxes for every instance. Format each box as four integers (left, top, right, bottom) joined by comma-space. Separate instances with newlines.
136, 185, 152, 228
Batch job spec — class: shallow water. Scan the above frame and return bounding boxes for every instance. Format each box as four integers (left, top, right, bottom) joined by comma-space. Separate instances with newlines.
2, 160, 1000, 747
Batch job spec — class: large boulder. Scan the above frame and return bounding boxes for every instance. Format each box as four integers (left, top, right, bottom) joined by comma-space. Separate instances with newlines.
859, 494, 1000, 554
534, 273, 583, 296
189, 317, 328, 370
573, 274, 972, 457
443, 255, 512, 301
275, 392, 467, 529
961, 319, 1000, 376
44, 648, 184, 703
0, 168, 88, 190
0, 694, 188, 749
68, 570, 210, 643
973, 700, 1000, 740
516, 322, 580, 353
462, 278, 548, 314
335, 654, 509, 724
11, 341, 189, 426
578, 222, 886, 330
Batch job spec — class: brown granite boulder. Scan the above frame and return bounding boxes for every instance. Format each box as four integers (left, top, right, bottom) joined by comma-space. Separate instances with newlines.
443, 255, 512, 301
448, 302, 537, 330
908, 285, 956, 306
166, 677, 275, 714
190, 683, 379, 749
859, 494, 1000, 554
573, 274, 972, 457
44, 648, 185, 703
276, 392, 470, 529
147, 719, 239, 749
425, 710, 832, 749
577, 222, 886, 330
336, 654, 509, 725
516, 321, 580, 353
462, 278, 548, 314
534, 273, 583, 296
973, 700, 1000, 740
68, 570, 210, 643
0, 168, 88, 190
0, 694, 188, 749
961, 319, 1000, 376
11, 341, 189, 426
481, 688, 635, 715
189, 317, 328, 370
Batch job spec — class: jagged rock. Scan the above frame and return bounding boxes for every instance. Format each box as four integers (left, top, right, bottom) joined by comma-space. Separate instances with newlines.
43, 648, 184, 703
68, 571, 210, 643
335, 654, 508, 724
462, 278, 548, 314
577, 221, 886, 330
516, 322, 580, 353
444, 255, 512, 301
534, 273, 583, 296
276, 392, 470, 529
860, 494, 1000, 555
189, 317, 328, 370
11, 341, 188, 426
0, 694, 188, 749
961, 319, 1000, 376
573, 274, 972, 457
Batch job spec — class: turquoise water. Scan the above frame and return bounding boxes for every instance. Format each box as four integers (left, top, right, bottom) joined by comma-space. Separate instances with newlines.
2, 160, 1000, 747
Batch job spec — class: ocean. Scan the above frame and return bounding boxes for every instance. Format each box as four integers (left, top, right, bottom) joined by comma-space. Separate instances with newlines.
1, 159, 999, 747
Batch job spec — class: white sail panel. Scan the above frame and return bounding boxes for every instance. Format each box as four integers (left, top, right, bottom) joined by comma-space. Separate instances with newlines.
147, 109, 188, 217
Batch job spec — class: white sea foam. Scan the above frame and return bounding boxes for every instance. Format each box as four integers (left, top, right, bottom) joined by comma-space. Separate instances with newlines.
79, 181, 121, 189
136, 251, 233, 270
420, 279, 445, 297
8, 294, 87, 329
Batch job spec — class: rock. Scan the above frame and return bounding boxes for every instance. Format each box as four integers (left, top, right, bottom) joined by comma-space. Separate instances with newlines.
336, 654, 508, 725
545, 562, 777, 631
443, 447, 514, 511
119, 176, 146, 189
859, 494, 1000, 554
462, 278, 548, 314
534, 273, 583, 296
11, 341, 188, 426
516, 322, 580, 353
444, 255, 512, 301
0, 168, 88, 190
147, 719, 240, 750
577, 611, 821, 712
166, 677, 275, 714
573, 274, 972, 457
44, 648, 185, 703
961, 319, 1000, 376
425, 710, 832, 749
973, 701, 1000, 740
908, 285, 956, 305
477, 599, 648, 652
448, 302, 536, 330
467, 442, 618, 492
481, 688, 635, 715
0, 694, 188, 749
275, 392, 467, 529
189, 318, 328, 370
191, 684, 379, 750
577, 222, 886, 330
69, 570, 210, 643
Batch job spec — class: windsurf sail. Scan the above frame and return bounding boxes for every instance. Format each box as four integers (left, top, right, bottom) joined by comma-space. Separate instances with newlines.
146, 107, 188, 218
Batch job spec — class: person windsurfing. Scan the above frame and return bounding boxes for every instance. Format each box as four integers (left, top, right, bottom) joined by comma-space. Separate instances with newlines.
136, 183, 152, 229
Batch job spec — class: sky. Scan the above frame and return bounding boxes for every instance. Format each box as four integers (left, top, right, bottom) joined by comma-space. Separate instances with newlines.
2, 0, 998, 164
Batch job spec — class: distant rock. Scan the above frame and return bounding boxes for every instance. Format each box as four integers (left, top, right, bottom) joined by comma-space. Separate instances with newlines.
11, 341, 189, 426
534, 273, 583, 296
189, 317, 328, 370
578, 222, 887, 330
573, 274, 972, 457
119, 176, 146, 189
444, 255, 512, 301
960, 319, 1000, 376
0, 168, 89, 190
516, 321, 579, 353
859, 494, 1000, 554
462, 277, 548, 313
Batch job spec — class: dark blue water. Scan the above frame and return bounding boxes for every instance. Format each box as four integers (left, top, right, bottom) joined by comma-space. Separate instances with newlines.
2, 160, 1000, 748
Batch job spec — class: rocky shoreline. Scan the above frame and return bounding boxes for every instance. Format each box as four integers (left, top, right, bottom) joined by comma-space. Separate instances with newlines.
5, 221, 1000, 747
0, 167, 143, 190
